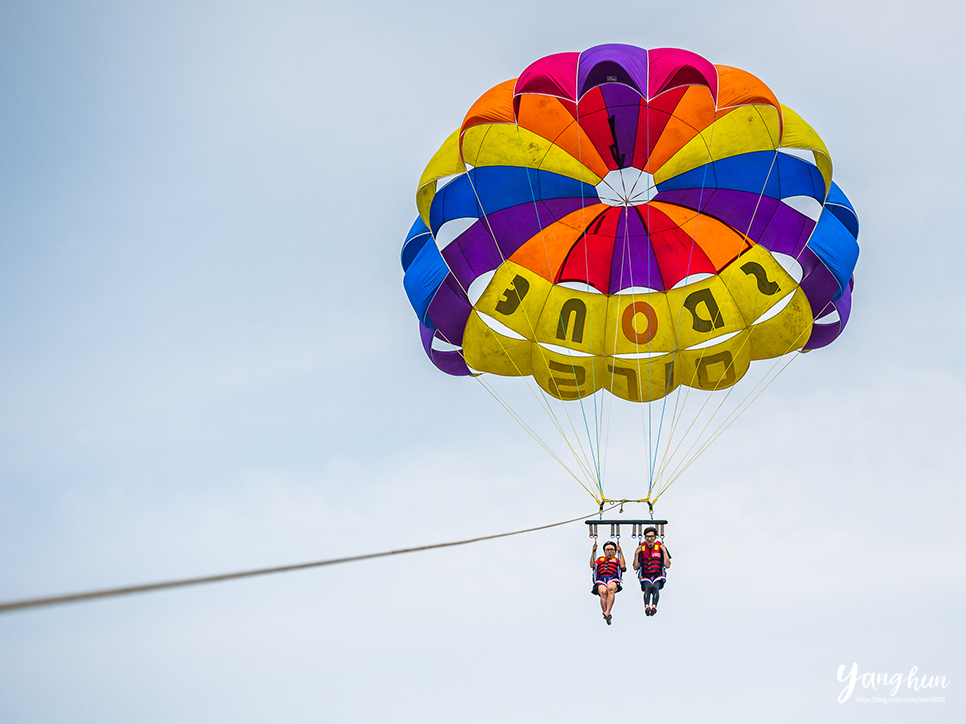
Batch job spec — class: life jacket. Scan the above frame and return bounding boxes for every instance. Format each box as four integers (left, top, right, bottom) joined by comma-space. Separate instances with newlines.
637, 542, 667, 581
594, 556, 622, 581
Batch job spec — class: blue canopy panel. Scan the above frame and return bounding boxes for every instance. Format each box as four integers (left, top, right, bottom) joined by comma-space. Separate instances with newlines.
402, 224, 450, 328
823, 182, 860, 240
401, 217, 433, 272
806, 210, 860, 301
656, 151, 827, 203
428, 166, 599, 235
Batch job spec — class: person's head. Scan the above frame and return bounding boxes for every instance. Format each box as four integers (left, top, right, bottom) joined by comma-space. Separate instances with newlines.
602, 541, 618, 557
643, 527, 658, 544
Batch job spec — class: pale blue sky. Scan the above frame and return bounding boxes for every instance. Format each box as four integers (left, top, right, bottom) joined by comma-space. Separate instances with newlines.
1, 1, 963, 722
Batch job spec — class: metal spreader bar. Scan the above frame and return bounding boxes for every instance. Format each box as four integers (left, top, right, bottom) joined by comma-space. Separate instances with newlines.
586, 520, 668, 541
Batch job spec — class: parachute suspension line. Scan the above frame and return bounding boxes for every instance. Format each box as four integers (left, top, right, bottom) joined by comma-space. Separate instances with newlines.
571, 88, 606, 495
651, 305, 772, 486
576, 158, 603, 485
600, 204, 636, 489
652, 151, 781, 486
639, 96, 657, 494
645, 95, 773, 498
457, 138, 602, 497
637, 107, 661, 498
654, 294, 821, 500
652, 368, 742, 486
643, 62, 657, 501
424, 269, 601, 495
598, 387, 616, 491
419, 249, 600, 493
653, 332, 795, 497
648, 133, 852, 496
654, 133, 828, 493
574, 83, 615, 502
507, 124, 604, 497
651, 114, 783, 494
0, 505, 622, 615
510, 112, 608, 496
641, 143, 659, 492
652, 350, 757, 490
473, 375, 600, 500
654, 336, 805, 499
630, 95, 657, 493
618, 200, 655, 490
648, 112, 721, 498
599, 186, 649, 488
741, 149, 781, 240
656, 365, 793, 498
430, 318, 601, 493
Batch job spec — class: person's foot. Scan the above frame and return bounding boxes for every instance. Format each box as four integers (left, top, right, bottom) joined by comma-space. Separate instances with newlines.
651, 606, 658, 616
605, 614, 612, 625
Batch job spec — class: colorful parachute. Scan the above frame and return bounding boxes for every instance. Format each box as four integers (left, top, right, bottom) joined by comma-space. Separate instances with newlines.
401, 44, 859, 503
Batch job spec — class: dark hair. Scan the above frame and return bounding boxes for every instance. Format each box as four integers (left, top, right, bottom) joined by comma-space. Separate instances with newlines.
643, 527, 658, 537
602, 540, 617, 551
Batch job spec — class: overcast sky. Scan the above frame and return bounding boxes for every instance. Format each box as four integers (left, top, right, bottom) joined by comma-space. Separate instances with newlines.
1, 0, 963, 722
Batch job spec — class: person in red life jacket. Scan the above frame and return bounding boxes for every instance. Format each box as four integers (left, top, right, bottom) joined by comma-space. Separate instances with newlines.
590, 540, 625, 625
633, 527, 671, 616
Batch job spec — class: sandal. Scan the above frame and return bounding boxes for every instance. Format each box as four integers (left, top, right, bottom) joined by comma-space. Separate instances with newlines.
605, 614, 612, 625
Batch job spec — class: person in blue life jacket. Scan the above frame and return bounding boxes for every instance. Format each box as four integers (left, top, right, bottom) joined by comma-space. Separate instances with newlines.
590, 540, 626, 625
633, 527, 671, 616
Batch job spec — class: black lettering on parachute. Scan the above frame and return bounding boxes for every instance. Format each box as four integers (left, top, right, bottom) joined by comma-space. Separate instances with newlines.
683, 289, 724, 333
494, 275, 530, 315
740, 262, 781, 296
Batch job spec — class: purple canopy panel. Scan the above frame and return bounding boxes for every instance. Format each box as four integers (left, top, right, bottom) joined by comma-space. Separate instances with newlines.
577, 44, 649, 99
653, 188, 710, 212
480, 204, 546, 261
419, 320, 434, 352
655, 189, 780, 245
799, 247, 840, 320
804, 276, 853, 350
609, 208, 664, 292
706, 191, 780, 243
441, 225, 500, 291
803, 320, 837, 350
757, 203, 815, 257
431, 345, 472, 376
442, 199, 599, 290
426, 274, 472, 347
839, 277, 854, 329
419, 322, 472, 376
541, 197, 601, 224
484, 198, 597, 259
599, 84, 644, 168
654, 188, 817, 257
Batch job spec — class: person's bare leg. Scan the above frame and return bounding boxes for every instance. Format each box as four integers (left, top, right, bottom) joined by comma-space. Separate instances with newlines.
603, 582, 618, 615
597, 584, 608, 615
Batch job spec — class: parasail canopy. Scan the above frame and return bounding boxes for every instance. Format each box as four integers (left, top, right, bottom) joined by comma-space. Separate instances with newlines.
401, 44, 859, 506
